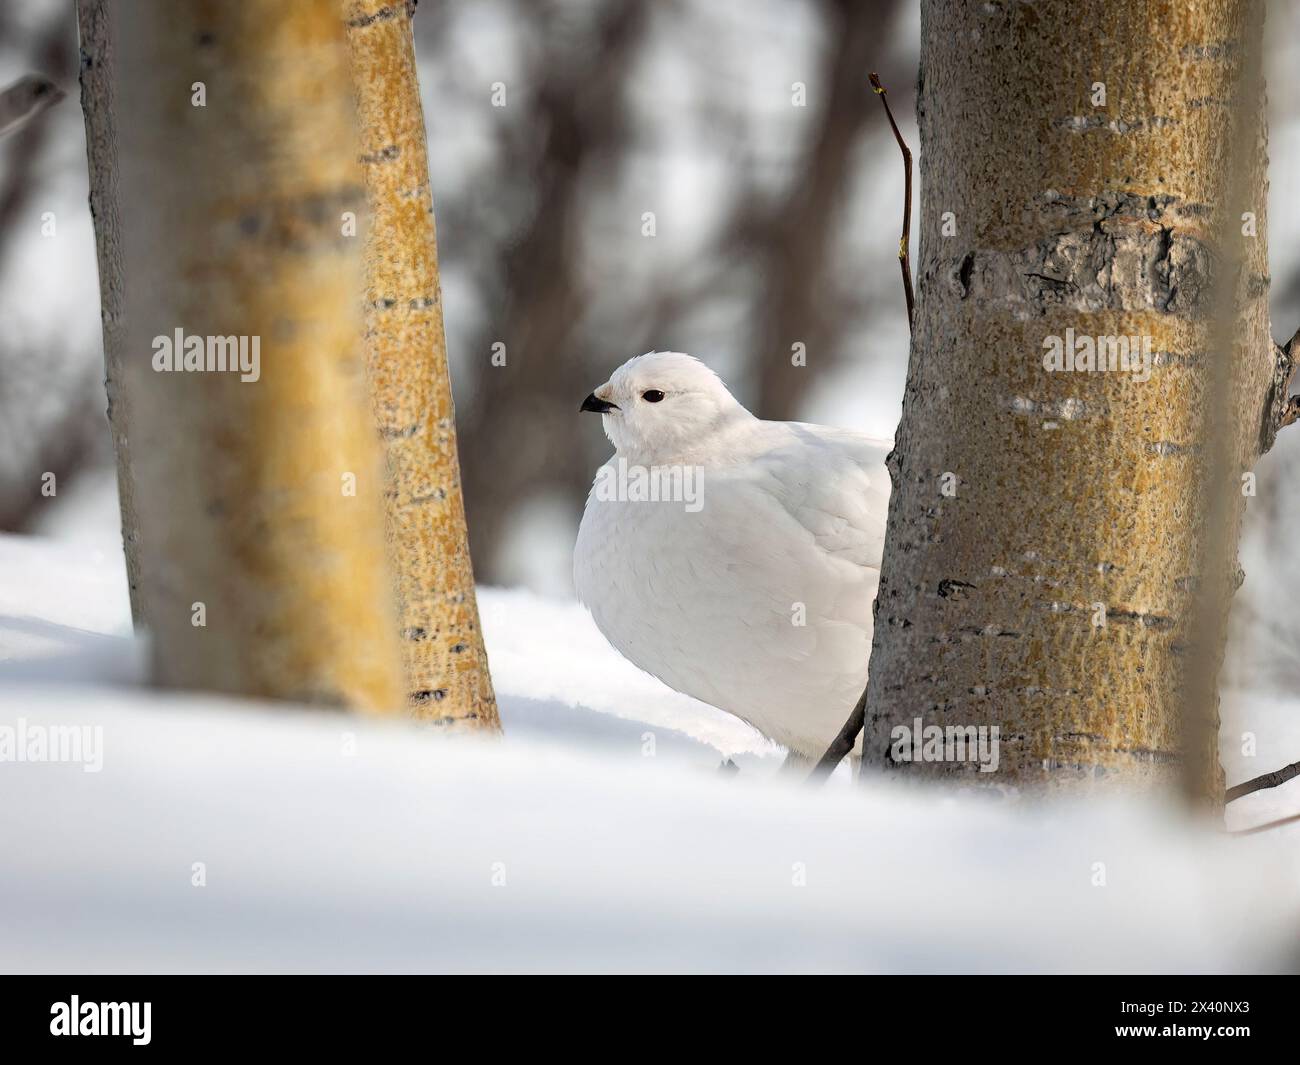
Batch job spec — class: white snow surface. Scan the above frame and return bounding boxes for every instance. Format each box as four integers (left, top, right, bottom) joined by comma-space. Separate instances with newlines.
1, 531, 1298, 974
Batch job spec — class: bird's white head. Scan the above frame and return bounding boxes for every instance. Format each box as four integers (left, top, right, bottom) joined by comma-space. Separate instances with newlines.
580, 352, 748, 461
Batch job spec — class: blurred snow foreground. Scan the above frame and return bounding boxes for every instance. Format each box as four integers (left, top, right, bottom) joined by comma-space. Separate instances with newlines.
0, 533, 1297, 974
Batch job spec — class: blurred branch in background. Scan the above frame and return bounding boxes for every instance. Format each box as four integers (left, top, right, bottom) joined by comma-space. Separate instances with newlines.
0, 12, 72, 295
0, 75, 65, 140
454, 0, 650, 579
0, 23, 70, 229
741, 0, 903, 423
0, 3, 100, 536
415, 0, 908, 585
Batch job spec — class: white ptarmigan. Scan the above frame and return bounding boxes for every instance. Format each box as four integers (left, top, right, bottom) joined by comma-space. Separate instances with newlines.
574, 352, 891, 761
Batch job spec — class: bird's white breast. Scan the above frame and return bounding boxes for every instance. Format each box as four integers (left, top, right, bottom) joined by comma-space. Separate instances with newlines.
574, 446, 881, 757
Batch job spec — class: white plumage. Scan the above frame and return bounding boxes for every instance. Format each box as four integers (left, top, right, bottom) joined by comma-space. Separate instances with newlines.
574, 352, 890, 760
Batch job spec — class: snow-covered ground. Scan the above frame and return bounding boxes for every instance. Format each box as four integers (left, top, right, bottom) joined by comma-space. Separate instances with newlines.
1, 529, 1298, 973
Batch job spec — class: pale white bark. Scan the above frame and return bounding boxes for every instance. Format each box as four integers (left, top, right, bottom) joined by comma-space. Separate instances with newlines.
76, 0, 143, 622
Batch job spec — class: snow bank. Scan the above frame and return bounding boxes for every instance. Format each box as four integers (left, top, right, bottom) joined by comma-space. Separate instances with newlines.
0, 532, 1297, 973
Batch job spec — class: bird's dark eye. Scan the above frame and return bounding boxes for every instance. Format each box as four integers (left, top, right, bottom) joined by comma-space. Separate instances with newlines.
642, 390, 665, 403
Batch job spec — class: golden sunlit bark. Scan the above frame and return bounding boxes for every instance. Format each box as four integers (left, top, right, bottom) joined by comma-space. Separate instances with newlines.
113, 0, 404, 711
863, 0, 1272, 801
344, 0, 500, 729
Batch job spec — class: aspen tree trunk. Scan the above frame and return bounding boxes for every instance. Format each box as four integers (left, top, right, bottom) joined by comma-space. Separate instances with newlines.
76, 0, 143, 624
863, 0, 1272, 801
113, 0, 404, 711
344, 0, 500, 729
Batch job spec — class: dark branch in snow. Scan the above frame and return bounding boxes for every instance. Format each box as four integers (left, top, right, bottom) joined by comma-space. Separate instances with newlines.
1225, 758, 1300, 803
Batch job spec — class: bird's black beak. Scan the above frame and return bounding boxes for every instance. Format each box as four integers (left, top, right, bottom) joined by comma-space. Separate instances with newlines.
580, 392, 618, 413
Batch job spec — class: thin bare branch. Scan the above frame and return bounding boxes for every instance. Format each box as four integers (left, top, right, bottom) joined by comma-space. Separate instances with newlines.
807, 70, 915, 785
1225, 759, 1300, 803
869, 71, 913, 331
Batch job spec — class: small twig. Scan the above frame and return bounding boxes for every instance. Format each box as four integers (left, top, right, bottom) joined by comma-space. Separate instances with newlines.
806, 75, 915, 785
869, 71, 913, 332
807, 75, 915, 786
1225, 759, 1300, 803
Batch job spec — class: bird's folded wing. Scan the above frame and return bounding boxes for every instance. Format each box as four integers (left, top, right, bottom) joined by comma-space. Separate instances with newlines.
754, 423, 891, 570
